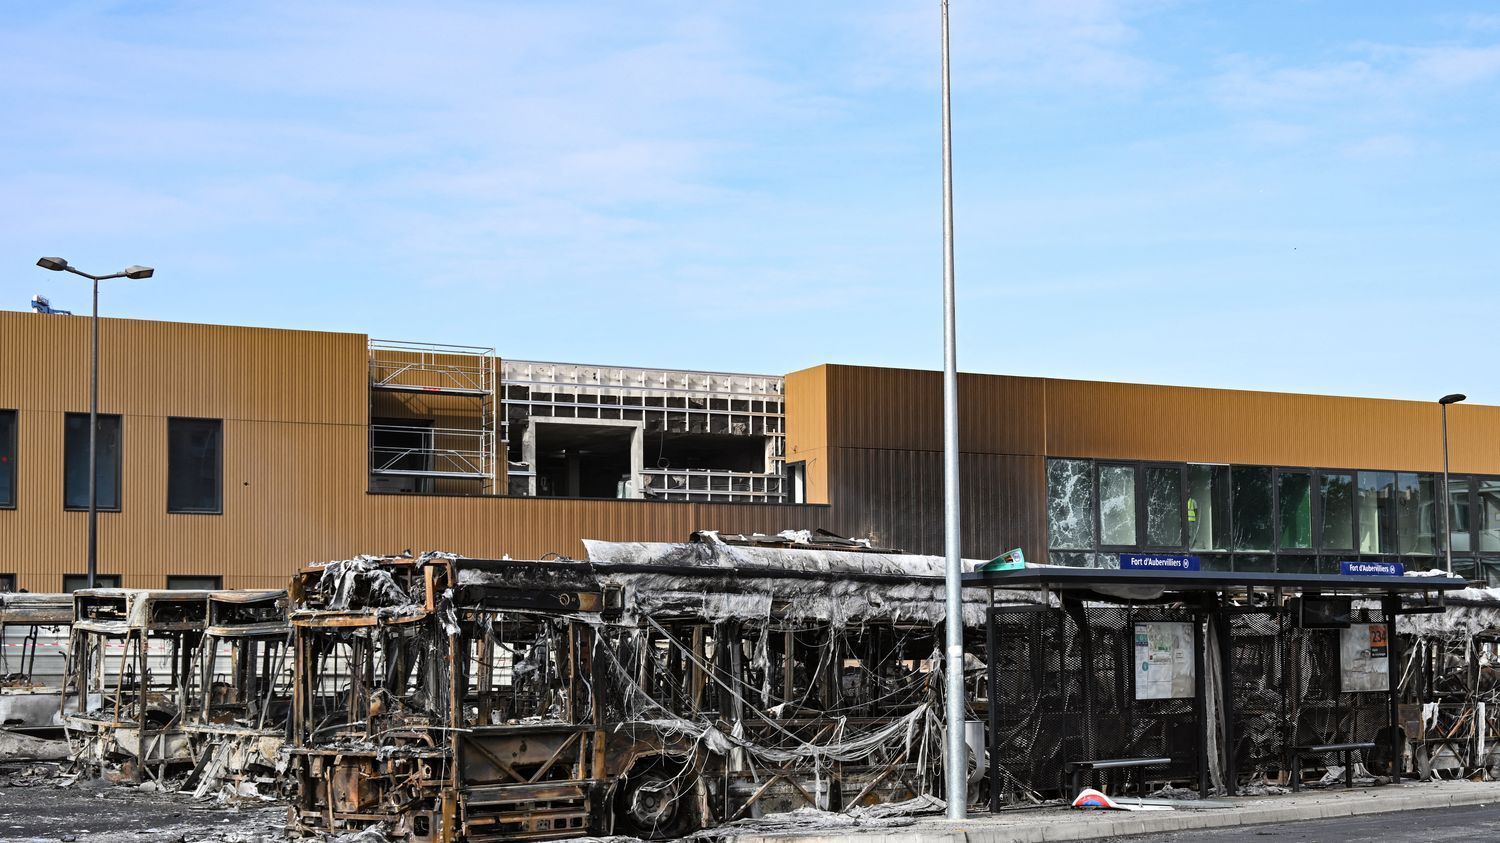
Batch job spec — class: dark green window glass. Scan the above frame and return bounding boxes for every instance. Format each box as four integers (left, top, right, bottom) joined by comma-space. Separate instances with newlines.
1319, 472, 1355, 550
1232, 467, 1273, 552
1278, 472, 1312, 549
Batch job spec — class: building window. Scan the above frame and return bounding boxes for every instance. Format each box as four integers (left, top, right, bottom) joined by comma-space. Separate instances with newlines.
64, 413, 122, 510
1231, 467, 1273, 552
1396, 472, 1437, 556
1187, 464, 1230, 551
1478, 479, 1500, 553
0, 573, 15, 593
167, 575, 222, 590
168, 418, 222, 514
1098, 465, 1137, 547
786, 461, 807, 504
1277, 471, 1313, 550
63, 573, 121, 592
1047, 459, 1095, 550
0, 409, 15, 508
1143, 465, 1184, 547
1358, 471, 1397, 554
1448, 477, 1473, 553
1318, 472, 1355, 551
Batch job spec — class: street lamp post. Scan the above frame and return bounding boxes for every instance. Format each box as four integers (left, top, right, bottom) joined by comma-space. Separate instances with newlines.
35, 257, 154, 590
938, 0, 967, 821
1439, 393, 1466, 576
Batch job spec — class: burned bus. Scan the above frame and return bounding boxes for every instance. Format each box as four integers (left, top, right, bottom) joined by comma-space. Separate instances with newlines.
61, 588, 210, 781
1, 592, 74, 735
284, 538, 1006, 841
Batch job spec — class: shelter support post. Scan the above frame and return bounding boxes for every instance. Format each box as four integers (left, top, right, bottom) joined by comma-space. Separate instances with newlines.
1193, 605, 1209, 798
1384, 594, 1402, 785
986, 604, 1001, 813
1213, 599, 1237, 796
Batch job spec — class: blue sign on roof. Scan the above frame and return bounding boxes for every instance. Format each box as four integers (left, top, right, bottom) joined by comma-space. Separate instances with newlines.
1120, 553, 1200, 572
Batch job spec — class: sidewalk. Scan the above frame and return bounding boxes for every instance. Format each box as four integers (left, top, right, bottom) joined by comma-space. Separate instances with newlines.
714, 780, 1498, 843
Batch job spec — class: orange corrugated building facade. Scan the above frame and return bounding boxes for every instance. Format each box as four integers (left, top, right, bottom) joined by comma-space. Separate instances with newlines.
3, 309, 1500, 590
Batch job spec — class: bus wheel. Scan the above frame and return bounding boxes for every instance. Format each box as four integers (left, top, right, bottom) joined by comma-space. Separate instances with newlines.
614, 759, 697, 840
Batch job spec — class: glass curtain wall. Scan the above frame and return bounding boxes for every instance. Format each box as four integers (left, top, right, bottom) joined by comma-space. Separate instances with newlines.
1396, 472, 1437, 556
1319, 472, 1355, 551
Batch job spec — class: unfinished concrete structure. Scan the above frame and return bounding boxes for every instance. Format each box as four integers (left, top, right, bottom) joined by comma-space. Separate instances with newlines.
502, 360, 788, 502
282, 539, 998, 840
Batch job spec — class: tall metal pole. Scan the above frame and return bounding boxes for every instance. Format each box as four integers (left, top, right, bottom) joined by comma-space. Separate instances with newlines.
87, 277, 99, 590
1442, 402, 1452, 575
939, 0, 967, 821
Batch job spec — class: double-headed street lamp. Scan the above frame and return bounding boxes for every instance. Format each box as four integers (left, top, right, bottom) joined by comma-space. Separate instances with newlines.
35, 257, 154, 590
1439, 393, 1466, 576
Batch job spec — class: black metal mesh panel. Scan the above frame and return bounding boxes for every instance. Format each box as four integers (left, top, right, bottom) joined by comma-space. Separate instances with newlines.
987, 604, 1201, 803
1225, 611, 1286, 779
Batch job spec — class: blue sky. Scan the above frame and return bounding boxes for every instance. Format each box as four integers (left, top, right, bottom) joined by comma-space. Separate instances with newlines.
3, 2, 1498, 403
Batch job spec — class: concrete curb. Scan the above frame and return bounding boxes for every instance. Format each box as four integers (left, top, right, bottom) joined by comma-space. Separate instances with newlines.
727, 783, 1499, 843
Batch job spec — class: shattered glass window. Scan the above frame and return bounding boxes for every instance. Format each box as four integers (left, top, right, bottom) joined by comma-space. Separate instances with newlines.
1358, 471, 1396, 554
1144, 466, 1183, 547
1396, 472, 1436, 556
1319, 472, 1355, 550
1231, 467, 1273, 552
1047, 459, 1095, 550
1187, 464, 1231, 551
1277, 471, 1312, 549
1098, 465, 1137, 546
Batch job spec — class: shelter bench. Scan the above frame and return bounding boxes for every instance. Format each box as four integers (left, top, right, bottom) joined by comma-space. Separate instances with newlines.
1290, 742, 1376, 791
1065, 756, 1171, 796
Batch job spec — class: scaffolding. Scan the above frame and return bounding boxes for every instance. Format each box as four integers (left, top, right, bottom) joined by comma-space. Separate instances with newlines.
502, 360, 787, 502
368, 340, 498, 494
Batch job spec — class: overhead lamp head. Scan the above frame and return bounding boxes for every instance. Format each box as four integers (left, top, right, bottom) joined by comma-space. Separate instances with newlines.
123, 265, 154, 279
1440, 393, 1467, 406
36, 256, 68, 272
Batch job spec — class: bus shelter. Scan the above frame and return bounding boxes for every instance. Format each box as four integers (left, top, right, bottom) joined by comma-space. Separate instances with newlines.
962, 566, 1466, 810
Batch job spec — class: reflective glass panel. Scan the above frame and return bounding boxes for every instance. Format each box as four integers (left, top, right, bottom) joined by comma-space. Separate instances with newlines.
1145, 466, 1184, 547
1099, 465, 1137, 546
1319, 473, 1355, 550
1232, 467, 1273, 552
1188, 465, 1231, 551
1358, 471, 1397, 554
1047, 459, 1095, 550
1479, 479, 1500, 553
1278, 472, 1312, 549
1449, 477, 1472, 553
1396, 472, 1437, 556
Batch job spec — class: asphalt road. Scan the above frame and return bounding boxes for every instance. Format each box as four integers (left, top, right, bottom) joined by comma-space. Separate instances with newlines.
1127, 802, 1500, 842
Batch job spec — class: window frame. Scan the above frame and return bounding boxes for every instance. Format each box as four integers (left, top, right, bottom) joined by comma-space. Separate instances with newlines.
0, 573, 15, 593
0, 409, 15, 509
1095, 462, 1140, 552
63, 412, 123, 512
166, 574, 223, 590
1139, 462, 1188, 551
167, 417, 224, 515
62, 573, 122, 592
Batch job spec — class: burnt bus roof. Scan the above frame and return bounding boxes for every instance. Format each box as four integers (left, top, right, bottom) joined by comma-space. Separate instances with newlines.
0, 592, 72, 625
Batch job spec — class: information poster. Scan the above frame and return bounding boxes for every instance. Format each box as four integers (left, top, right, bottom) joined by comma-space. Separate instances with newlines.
1133, 622, 1194, 700
1340, 624, 1390, 692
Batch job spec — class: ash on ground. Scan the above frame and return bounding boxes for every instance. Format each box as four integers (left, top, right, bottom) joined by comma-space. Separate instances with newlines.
0, 763, 286, 843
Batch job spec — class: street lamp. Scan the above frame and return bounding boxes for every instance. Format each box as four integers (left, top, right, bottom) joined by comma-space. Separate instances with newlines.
1439, 393, 1466, 576
937, 0, 967, 821
35, 257, 154, 590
